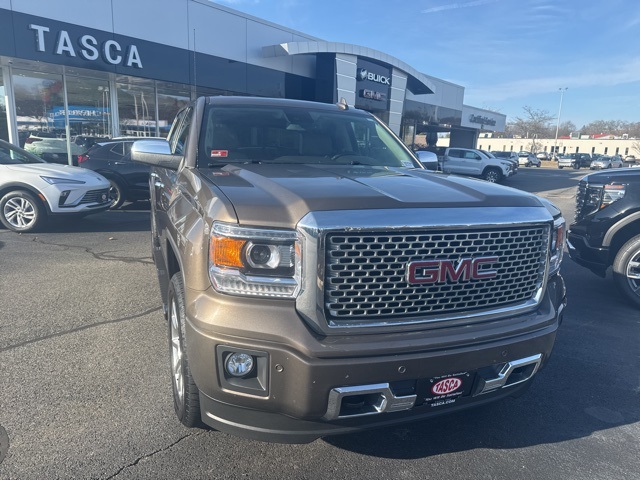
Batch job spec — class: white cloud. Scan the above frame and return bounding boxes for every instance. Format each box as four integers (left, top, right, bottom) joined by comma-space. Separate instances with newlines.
466, 56, 640, 103
421, 0, 501, 14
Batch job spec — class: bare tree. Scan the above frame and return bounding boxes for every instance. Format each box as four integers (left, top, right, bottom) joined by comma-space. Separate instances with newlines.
506, 107, 555, 152
558, 120, 576, 137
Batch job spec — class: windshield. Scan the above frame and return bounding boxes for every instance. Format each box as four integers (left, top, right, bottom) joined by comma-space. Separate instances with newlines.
479, 150, 495, 158
198, 105, 420, 168
0, 143, 46, 165
492, 151, 509, 158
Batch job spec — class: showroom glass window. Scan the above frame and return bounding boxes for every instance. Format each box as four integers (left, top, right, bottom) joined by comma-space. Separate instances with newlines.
117, 79, 157, 137
12, 69, 65, 145
157, 83, 191, 138
0, 70, 8, 141
65, 71, 111, 140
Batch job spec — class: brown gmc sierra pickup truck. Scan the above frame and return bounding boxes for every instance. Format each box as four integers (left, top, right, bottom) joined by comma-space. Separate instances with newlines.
131, 96, 567, 443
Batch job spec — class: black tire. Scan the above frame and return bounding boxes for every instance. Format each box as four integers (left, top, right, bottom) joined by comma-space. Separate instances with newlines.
483, 167, 502, 183
167, 273, 202, 427
0, 190, 46, 233
612, 235, 640, 308
536, 163, 541, 167
108, 179, 125, 209
558, 166, 564, 169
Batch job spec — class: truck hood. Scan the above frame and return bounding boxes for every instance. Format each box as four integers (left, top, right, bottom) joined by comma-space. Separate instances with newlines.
200, 164, 545, 227
582, 168, 640, 184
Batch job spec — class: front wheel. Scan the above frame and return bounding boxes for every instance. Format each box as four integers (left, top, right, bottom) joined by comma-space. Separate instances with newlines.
168, 273, 202, 427
108, 179, 125, 209
558, 166, 564, 169
482, 168, 502, 183
0, 190, 46, 233
612, 235, 640, 308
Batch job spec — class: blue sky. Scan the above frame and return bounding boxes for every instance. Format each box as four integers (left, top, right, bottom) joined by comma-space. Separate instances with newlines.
213, 0, 640, 129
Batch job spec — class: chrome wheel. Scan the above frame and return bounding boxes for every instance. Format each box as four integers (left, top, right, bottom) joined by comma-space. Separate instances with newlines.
108, 180, 125, 209
170, 297, 184, 407
0, 191, 45, 232
4, 197, 36, 229
613, 235, 640, 308
167, 274, 201, 426
624, 250, 640, 297
483, 169, 501, 183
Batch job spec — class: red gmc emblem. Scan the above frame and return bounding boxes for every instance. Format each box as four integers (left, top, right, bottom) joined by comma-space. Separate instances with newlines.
406, 256, 499, 284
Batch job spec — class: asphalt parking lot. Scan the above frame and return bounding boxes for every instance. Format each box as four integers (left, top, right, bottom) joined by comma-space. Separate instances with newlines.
1, 167, 638, 479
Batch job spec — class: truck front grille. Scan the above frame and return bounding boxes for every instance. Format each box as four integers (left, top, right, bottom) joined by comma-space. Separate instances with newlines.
575, 180, 602, 221
324, 226, 549, 321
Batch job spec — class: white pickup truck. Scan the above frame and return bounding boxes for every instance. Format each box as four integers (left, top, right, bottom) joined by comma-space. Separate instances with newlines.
440, 147, 512, 183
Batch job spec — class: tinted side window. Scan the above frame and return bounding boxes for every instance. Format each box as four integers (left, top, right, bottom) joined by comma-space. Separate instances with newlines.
448, 149, 462, 158
109, 143, 125, 156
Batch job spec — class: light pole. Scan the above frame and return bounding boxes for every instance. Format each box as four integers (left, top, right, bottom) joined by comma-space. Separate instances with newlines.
554, 87, 568, 156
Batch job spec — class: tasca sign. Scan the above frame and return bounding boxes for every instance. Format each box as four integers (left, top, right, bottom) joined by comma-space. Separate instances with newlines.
28, 24, 143, 68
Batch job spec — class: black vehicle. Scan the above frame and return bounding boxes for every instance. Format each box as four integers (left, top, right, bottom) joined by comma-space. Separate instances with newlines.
78, 138, 161, 208
568, 168, 640, 307
575, 153, 592, 168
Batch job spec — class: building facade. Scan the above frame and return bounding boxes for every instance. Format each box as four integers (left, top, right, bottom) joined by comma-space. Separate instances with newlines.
0, 0, 505, 164
474, 135, 640, 158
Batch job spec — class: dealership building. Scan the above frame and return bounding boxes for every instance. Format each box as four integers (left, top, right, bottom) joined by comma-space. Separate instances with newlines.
0, 0, 505, 163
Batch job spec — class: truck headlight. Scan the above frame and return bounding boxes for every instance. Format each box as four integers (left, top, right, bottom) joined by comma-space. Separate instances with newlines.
209, 222, 301, 298
601, 184, 626, 208
549, 218, 565, 275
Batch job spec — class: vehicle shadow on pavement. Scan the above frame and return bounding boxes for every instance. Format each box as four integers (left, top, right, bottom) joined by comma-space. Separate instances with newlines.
45, 204, 151, 234
325, 258, 639, 457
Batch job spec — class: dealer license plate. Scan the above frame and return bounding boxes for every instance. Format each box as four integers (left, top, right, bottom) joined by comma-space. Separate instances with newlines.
416, 371, 476, 407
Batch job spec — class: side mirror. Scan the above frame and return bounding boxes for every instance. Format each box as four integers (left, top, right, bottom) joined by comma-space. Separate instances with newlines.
415, 150, 439, 171
131, 139, 182, 170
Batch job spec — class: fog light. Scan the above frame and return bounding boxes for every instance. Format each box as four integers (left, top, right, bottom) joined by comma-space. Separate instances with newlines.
58, 190, 71, 207
225, 352, 254, 377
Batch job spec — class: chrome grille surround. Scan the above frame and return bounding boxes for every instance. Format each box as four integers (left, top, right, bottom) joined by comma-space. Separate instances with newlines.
295, 207, 553, 335
575, 179, 603, 221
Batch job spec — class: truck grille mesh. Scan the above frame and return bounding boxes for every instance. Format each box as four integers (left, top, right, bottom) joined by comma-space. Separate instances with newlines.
324, 226, 549, 321
575, 180, 601, 221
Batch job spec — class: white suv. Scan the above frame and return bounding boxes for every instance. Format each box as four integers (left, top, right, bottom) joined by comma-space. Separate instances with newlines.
0, 139, 111, 232
441, 147, 511, 182
518, 152, 541, 167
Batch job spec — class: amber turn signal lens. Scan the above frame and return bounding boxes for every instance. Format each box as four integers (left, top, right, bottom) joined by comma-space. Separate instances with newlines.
210, 236, 246, 268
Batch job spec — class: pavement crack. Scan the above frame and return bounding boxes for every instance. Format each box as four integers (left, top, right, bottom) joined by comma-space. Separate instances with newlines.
29, 237, 154, 265
0, 306, 162, 353
105, 432, 204, 479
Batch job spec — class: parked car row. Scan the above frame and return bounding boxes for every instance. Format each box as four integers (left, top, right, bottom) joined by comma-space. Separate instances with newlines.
590, 155, 624, 170
557, 153, 592, 169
